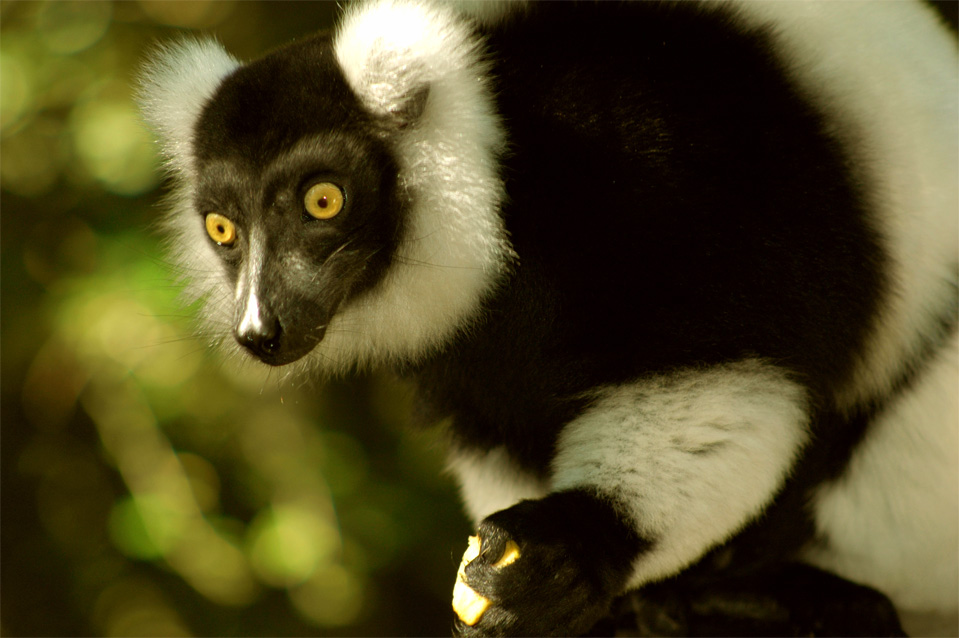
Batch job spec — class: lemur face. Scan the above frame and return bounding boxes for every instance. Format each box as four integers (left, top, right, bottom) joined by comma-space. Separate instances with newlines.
191, 35, 404, 366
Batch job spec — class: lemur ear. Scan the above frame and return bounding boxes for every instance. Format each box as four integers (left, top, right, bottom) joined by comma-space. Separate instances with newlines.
333, 0, 485, 133
390, 83, 431, 129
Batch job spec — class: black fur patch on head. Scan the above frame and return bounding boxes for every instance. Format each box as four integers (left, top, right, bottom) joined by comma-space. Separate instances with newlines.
194, 34, 372, 166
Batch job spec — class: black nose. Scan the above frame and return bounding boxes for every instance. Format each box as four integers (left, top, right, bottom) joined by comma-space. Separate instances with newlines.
235, 318, 283, 360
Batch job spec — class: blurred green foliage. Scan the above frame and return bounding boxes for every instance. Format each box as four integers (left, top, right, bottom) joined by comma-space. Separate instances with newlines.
1, 2, 470, 635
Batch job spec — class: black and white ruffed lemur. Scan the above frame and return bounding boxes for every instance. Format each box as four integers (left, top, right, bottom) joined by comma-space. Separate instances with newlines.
139, 1, 958, 635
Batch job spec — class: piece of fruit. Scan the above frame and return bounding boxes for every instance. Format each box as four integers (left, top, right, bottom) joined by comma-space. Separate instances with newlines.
452, 535, 521, 626
492, 539, 520, 568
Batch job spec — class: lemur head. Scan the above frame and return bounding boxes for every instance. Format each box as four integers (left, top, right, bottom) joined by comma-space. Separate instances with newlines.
139, 0, 515, 373
189, 34, 409, 366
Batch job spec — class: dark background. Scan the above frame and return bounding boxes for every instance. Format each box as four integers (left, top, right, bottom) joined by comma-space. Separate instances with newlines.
1, 2, 469, 636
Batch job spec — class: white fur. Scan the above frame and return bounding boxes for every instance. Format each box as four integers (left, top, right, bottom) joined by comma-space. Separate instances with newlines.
321, 0, 515, 372
805, 331, 959, 615
724, 1, 959, 411
237, 291, 261, 335
236, 227, 267, 335
551, 361, 810, 588
447, 446, 549, 526
137, 38, 239, 178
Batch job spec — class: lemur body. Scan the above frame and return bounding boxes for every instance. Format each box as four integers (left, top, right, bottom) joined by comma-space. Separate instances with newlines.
140, 1, 958, 634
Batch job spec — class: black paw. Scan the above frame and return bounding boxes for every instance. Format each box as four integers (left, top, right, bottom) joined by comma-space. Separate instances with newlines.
452, 491, 645, 637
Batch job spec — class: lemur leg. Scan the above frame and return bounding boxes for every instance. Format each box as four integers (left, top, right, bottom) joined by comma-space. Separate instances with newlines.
454, 361, 811, 636
597, 563, 905, 637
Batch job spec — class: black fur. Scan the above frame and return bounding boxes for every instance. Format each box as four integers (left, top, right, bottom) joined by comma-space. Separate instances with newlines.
595, 563, 906, 637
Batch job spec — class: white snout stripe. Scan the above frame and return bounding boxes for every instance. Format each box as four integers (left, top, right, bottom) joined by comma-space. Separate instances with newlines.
236, 228, 267, 334
238, 290, 263, 334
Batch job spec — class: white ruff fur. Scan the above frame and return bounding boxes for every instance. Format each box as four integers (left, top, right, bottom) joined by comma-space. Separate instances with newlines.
552, 361, 809, 588
323, 0, 515, 371
137, 38, 239, 179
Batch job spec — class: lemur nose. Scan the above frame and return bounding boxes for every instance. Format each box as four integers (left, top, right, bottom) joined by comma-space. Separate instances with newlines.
236, 318, 283, 360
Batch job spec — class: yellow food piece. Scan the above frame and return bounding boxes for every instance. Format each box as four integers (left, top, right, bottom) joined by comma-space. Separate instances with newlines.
453, 536, 488, 625
452, 579, 490, 627
464, 535, 481, 564
492, 539, 521, 568
451, 535, 522, 626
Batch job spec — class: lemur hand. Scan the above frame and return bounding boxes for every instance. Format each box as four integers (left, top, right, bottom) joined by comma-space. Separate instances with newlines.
452, 491, 644, 637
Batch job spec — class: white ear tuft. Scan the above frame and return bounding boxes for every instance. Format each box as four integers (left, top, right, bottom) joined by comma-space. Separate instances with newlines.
137, 38, 240, 177
334, 0, 480, 121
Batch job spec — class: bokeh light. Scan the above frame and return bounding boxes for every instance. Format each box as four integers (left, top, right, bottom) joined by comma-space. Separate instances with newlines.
70, 90, 160, 195
35, 1, 112, 55
137, 0, 236, 29
93, 577, 192, 637
247, 504, 341, 587
1, 2, 469, 636
0, 48, 32, 131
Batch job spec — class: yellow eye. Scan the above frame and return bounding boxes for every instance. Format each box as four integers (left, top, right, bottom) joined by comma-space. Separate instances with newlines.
304, 182, 344, 219
205, 213, 236, 245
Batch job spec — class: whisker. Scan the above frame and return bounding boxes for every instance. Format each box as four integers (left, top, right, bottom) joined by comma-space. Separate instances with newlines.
322, 237, 358, 268
392, 255, 483, 270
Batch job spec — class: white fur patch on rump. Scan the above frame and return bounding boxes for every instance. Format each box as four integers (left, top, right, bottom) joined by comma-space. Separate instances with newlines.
552, 360, 810, 588
727, 0, 959, 411
320, 0, 516, 372
805, 331, 959, 615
